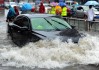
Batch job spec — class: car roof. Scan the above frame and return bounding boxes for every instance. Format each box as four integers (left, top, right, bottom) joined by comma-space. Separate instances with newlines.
18, 14, 57, 18
80, 5, 97, 10
66, 1, 74, 2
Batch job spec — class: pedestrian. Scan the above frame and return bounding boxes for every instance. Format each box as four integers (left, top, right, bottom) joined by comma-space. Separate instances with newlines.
31, 7, 35, 12
86, 5, 95, 31
61, 5, 67, 19
67, 7, 71, 17
71, 5, 76, 16
14, 6, 19, 16
55, 4, 62, 16
50, 5, 56, 15
6, 6, 16, 22
39, 2, 45, 13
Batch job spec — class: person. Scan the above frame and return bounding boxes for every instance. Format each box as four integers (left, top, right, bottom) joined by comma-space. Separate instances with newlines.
77, 6, 84, 11
55, 4, 62, 16
61, 5, 67, 17
6, 6, 16, 22
71, 5, 76, 16
31, 7, 35, 12
39, 2, 45, 13
67, 7, 71, 17
50, 5, 56, 15
14, 6, 19, 16
86, 5, 95, 31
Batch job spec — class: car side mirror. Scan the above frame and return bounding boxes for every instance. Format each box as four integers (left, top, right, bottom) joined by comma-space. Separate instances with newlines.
70, 25, 76, 29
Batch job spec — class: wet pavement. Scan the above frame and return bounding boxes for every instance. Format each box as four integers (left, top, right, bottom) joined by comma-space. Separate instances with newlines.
0, 64, 99, 70
0, 14, 5, 22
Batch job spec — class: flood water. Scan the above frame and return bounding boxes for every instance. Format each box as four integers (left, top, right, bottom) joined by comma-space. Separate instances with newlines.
0, 11, 99, 70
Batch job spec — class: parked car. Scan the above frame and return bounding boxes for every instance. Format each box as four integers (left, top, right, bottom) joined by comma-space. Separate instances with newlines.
18, 2, 25, 9
65, 1, 74, 6
4, 2, 9, 9
4, 2, 18, 9
7, 14, 84, 46
65, 1, 79, 6
0, 3, 4, 10
74, 5, 99, 18
94, 5, 99, 11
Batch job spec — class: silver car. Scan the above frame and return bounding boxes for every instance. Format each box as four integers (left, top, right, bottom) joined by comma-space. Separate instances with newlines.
74, 5, 99, 18
4, 2, 18, 8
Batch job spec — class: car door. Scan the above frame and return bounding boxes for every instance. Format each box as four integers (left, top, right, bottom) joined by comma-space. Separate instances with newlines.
76, 7, 84, 18
11, 16, 31, 46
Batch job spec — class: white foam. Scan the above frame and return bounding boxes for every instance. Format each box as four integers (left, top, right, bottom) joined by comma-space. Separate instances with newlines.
0, 34, 99, 68
0, 21, 99, 68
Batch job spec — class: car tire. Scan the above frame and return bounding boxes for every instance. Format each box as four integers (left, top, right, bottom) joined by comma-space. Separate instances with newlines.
7, 23, 10, 33
7, 23, 14, 39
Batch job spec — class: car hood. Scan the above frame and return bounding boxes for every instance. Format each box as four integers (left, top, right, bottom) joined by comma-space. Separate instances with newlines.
84, 10, 99, 15
94, 11, 99, 15
32, 29, 83, 43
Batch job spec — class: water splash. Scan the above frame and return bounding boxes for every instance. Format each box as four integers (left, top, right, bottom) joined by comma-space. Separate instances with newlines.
0, 34, 99, 69
0, 21, 99, 69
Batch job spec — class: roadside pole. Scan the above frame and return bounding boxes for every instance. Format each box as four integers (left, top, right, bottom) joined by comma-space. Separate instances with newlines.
85, 20, 88, 31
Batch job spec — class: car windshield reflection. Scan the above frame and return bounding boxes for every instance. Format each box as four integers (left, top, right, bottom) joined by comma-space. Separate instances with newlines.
30, 17, 72, 30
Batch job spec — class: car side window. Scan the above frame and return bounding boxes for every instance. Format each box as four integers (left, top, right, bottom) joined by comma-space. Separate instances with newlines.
77, 7, 84, 11
14, 16, 29, 28
14, 16, 23, 26
21, 17, 29, 28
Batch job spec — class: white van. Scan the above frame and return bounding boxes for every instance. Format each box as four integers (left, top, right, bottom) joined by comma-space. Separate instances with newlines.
65, 1, 74, 6
65, 1, 79, 6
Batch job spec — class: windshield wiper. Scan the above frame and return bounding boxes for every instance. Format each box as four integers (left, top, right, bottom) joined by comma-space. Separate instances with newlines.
44, 18, 60, 31
51, 19, 67, 28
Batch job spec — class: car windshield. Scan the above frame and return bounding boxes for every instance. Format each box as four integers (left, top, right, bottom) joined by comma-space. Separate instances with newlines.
31, 17, 72, 30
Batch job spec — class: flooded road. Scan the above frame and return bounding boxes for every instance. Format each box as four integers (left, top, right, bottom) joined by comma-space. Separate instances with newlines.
0, 65, 99, 70
0, 11, 99, 70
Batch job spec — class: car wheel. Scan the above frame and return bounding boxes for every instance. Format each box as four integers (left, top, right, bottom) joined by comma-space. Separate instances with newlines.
7, 23, 14, 40
7, 23, 10, 33
7, 24, 13, 37
10, 30, 14, 40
